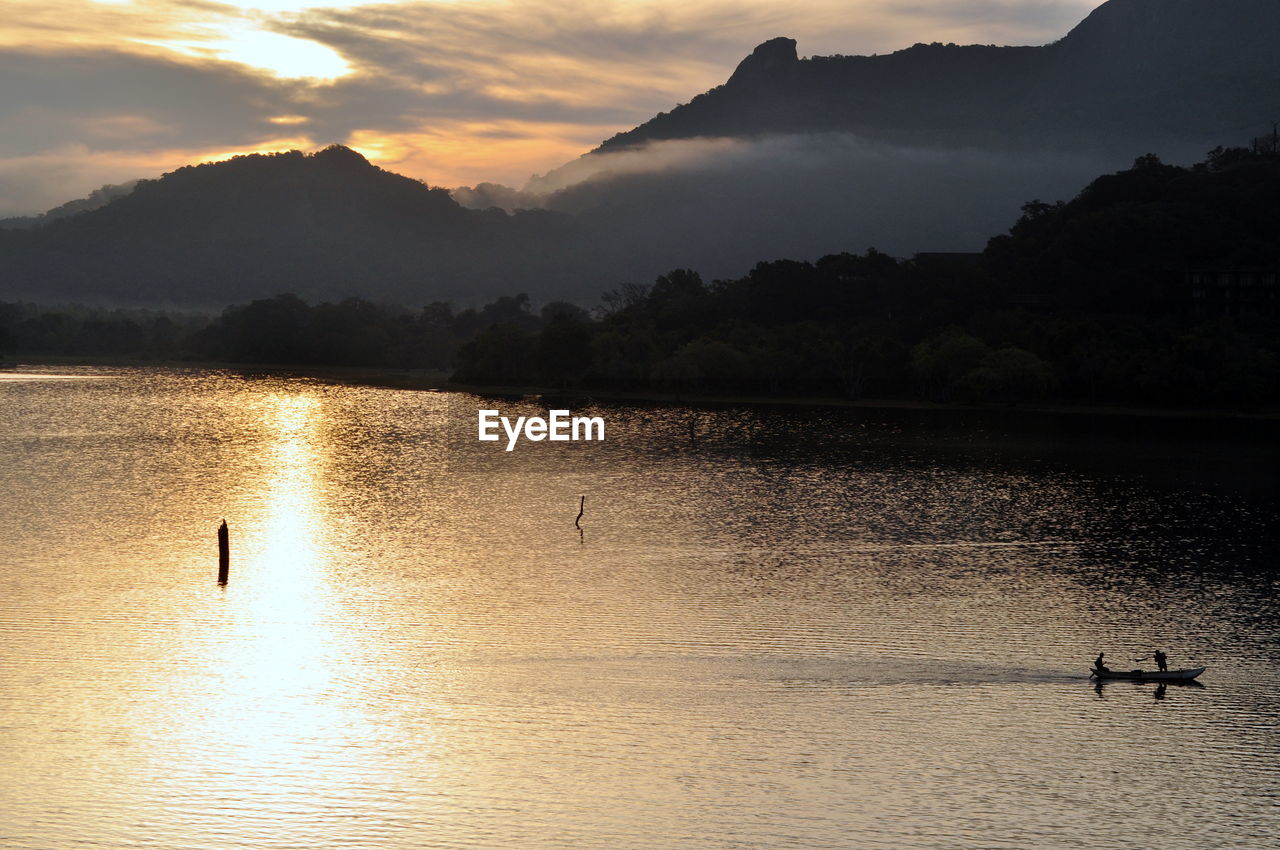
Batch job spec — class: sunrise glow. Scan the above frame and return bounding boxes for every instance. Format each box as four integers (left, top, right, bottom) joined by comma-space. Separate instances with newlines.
139, 26, 352, 80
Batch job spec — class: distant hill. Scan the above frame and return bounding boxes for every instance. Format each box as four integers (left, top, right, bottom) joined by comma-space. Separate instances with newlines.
0, 146, 592, 307
595, 0, 1279, 156
985, 143, 1280, 311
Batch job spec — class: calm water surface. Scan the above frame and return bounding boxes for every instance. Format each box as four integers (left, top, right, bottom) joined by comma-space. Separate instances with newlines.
1, 366, 1277, 849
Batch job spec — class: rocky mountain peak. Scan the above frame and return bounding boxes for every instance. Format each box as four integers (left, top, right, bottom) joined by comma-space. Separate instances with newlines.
726, 37, 799, 87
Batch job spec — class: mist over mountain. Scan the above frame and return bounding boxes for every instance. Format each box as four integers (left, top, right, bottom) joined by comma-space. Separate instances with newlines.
499, 0, 1278, 279
593, 0, 1278, 155
1, 0, 1274, 308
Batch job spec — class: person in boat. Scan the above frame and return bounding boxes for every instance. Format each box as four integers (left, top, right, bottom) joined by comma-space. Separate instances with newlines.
1153, 649, 1168, 672
1093, 652, 1109, 674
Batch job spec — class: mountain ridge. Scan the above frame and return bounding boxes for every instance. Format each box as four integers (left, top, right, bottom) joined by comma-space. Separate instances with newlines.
593, 0, 1279, 156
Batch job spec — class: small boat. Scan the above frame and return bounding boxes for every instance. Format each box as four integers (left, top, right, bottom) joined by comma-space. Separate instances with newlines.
1091, 666, 1206, 681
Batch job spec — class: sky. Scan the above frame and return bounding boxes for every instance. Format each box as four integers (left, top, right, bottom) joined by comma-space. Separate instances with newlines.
0, 0, 1102, 216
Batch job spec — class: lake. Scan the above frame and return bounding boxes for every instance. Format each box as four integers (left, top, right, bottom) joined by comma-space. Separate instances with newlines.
1, 365, 1277, 849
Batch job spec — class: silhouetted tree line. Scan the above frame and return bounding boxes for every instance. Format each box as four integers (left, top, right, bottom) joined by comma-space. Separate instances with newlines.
0, 302, 204, 359
3, 141, 1277, 408
189, 292, 590, 368
0, 292, 587, 372
453, 262, 1275, 408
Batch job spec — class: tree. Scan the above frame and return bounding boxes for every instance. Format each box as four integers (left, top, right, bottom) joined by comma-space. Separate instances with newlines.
911, 331, 990, 400
453, 323, 534, 385
214, 293, 313, 363
537, 314, 593, 388
652, 338, 753, 392
598, 282, 650, 317
540, 301, 590, 323
956, 347, 1056, 403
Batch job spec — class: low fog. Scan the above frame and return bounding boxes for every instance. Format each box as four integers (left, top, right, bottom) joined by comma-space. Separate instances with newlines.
455, 133, 1146, 282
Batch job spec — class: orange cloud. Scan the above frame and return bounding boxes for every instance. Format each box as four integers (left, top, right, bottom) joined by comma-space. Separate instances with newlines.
347, 120, 619, 188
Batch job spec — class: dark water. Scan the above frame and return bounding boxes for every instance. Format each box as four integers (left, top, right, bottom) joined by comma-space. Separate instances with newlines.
1, 366, 1276, 848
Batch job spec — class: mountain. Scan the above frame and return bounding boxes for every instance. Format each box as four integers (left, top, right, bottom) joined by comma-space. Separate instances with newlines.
594, 0, 1279, 156
504, 0, 1279, 286
1, 0, 1275, 308
0, 146, 594, 307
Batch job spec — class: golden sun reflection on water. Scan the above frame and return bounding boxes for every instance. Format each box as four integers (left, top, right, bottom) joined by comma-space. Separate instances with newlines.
250, 392, 324, 595
154, 389, 384, 833
216, 391, 336, 711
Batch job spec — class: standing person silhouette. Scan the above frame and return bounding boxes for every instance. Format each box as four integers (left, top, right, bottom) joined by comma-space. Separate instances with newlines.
1153, 649, 1168, 672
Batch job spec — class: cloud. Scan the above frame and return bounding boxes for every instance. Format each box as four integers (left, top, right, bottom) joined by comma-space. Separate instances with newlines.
348, 120, 621, 189
524, 133, 1126, 278
450, 181, 546, 212
525, 136, 742, 195
867, 1, 1099, 47
0, 48, 306, 153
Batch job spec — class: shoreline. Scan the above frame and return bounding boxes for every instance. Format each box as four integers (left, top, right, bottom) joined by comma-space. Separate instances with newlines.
5, 354, 1277, 422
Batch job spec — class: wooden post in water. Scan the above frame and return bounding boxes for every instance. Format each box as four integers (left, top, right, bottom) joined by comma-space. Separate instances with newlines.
575, 496, 585, 529
217, 519, 230, 584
